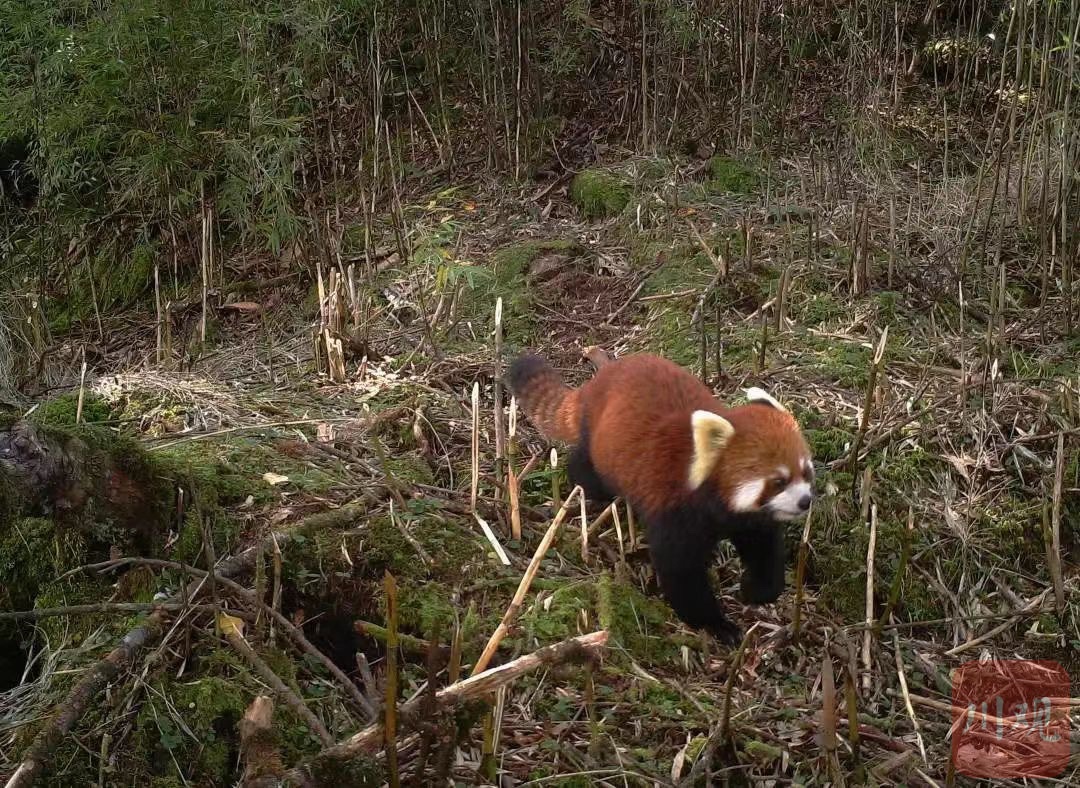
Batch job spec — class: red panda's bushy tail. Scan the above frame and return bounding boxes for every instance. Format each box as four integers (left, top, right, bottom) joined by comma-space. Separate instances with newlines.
508, 353, 581, 443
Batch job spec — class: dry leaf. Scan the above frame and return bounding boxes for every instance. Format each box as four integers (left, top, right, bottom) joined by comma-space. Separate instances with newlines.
316, 423, 335, 443
944, 453, 973, 482
670, 734, 691, 781
217, 612, 245, 638
263, 472, 290, 486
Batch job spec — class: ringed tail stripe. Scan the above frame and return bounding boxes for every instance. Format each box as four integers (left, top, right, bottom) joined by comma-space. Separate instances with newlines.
508, 354, 582, 444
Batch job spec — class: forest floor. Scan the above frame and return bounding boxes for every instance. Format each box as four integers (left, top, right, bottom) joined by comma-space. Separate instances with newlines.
2, 143, 1079, 786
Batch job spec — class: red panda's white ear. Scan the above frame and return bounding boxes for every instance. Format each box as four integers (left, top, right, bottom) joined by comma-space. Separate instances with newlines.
745, 387, 787, 413
688, 410, 735, 490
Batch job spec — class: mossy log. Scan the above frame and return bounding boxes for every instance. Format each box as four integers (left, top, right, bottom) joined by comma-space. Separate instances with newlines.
0, 419, 171, 551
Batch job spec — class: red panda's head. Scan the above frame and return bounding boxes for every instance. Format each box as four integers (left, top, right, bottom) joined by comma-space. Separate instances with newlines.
687, 388, 814, 521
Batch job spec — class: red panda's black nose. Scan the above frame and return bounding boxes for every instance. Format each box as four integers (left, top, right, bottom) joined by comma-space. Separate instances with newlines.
798, 494, 812, 511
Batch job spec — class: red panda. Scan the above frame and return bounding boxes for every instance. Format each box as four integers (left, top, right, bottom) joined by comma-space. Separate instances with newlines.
509, 351, 814, 644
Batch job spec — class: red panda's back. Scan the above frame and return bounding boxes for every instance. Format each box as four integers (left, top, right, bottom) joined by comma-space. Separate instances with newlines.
582, 355, 717, 514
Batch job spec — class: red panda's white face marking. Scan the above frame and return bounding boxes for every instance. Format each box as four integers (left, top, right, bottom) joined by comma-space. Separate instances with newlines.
730, 479, 765, 511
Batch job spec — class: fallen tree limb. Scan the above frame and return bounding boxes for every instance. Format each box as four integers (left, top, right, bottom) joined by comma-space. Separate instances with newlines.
0, 602, 250, 621
4, 498, 377, 788
220, 615, 333, 746
4, 613, 166, 788
283, 630, 609, 785
353, 619, 447, 662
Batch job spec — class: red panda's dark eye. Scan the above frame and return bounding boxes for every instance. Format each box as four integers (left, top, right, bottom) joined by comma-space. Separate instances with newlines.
771, 477, 786, 490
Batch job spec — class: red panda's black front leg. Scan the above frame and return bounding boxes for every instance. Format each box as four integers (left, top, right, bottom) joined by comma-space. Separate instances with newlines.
728, 521, 787, 605
645, 512, 742, 645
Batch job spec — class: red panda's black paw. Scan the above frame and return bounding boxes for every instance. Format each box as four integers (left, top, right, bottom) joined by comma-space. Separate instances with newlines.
706, 620, 743, 646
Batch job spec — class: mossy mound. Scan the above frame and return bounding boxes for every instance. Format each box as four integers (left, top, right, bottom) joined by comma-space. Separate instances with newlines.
29, 392, 112, 426
1, 420, 177, 555
705, 156, 760, 194
453, 237, 586, 346
570, 169, 631, 219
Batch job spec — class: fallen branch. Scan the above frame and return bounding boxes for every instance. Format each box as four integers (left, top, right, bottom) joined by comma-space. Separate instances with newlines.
0, 602, 247, 621
4, 612, 166, 788
284, 630, 609, 784
77, 555, 376, 720
149, 406, 410, 451
944, 590, 1050, 657
220, 614, 333, 746
473, 486, 584, 676
354, 619, 447, 662
896, 691, 1080, 744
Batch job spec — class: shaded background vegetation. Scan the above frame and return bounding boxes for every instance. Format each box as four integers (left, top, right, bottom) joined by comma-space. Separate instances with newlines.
3, 0, 1077, 387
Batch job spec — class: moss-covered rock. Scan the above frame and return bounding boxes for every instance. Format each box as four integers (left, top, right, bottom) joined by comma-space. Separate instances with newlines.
570, 169, 631, 219
1, 420, 175, 553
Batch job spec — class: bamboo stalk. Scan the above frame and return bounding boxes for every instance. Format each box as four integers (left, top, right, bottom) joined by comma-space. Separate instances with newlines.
154, 263, 163, 363
875, 507, 914, 634
75, 348, 87, 424
791, 504, 814, 640
472, 486, 584, 676
200, 188, 209, 344
862, 503, 878, 693
493, 298, 506, 499
471, 381, 481, 512
847, 327, 889, 476
843, 664, 861, 774
611, 504, 626, 569
1049, 432, 1066, 613
820, 652, 840, 783
891, 628, 927, 765
720, 626, 754, 740
579, 492, 589, 564
384, 572, 401, 788
550, 448, 560, 509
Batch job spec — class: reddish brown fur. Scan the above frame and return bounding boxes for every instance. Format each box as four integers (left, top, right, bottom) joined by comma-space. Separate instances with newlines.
509, 359, 582, 443
511, 353, 810, 516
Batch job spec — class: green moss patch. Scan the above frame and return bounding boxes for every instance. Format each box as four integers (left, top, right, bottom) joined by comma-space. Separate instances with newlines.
570, 169, 631, 219
29, 392, 112, 426
456, 237, 587, 345
705, 156, 760, 194
129, 649, 347, 786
